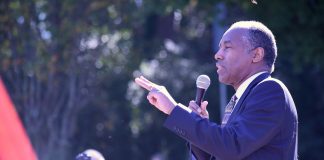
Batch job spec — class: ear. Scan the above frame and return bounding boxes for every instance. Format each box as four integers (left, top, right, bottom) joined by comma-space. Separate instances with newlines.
252, 47, 265, 63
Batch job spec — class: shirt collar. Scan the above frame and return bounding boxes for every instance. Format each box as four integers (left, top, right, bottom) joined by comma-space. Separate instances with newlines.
235, 71, 268, 100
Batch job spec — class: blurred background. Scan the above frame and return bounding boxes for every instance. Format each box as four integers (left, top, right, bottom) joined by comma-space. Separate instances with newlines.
1, 0, 324, 159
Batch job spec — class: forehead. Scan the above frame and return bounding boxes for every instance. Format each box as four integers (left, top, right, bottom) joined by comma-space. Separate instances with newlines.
219, 28, 249, 46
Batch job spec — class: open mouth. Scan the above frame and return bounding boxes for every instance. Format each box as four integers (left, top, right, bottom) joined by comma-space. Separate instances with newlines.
216, 63, 222, 73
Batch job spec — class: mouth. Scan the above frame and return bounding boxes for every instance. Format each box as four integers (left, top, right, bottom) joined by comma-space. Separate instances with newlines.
216, 63, 222, 73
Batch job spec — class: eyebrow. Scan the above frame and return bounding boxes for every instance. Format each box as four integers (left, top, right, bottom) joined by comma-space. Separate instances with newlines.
219, 40, 232, 48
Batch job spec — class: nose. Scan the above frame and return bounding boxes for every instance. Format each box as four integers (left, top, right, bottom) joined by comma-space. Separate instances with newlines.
214, 49, 223, 61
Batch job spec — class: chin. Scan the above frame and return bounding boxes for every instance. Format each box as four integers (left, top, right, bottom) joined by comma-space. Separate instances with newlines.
218, 77, 226, 84
218, 77, 230, 85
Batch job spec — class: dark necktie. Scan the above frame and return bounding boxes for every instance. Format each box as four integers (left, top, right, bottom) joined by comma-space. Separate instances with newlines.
221, 95, 237, 126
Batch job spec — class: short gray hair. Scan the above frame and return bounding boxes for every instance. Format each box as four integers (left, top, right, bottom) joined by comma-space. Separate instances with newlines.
229, 21, 277, 72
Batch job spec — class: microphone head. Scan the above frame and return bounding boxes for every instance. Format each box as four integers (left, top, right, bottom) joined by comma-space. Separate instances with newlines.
76, 149, 105, 160
196, 75, 211, 90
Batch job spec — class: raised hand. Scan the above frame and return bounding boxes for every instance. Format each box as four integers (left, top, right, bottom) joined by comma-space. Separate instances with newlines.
134, 76, 177, 115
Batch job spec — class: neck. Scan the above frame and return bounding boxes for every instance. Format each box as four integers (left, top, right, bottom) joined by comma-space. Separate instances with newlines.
233, 68, 269, 90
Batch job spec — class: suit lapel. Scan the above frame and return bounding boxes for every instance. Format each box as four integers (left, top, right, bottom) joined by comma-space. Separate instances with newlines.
226, 72, 270, 124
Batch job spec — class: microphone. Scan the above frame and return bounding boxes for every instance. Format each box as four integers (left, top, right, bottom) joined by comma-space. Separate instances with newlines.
75, 149, 105, 160
195, 75, 211, 106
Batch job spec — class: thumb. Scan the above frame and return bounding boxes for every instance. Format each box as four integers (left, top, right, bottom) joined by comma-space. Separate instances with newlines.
201, 101, 208, 111
201, 101, 209, 118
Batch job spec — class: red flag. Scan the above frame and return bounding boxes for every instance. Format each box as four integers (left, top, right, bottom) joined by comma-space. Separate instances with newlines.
0, 78, 37, 160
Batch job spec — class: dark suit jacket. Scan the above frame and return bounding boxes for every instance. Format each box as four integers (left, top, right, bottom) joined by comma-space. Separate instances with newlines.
164, 73, 298, 160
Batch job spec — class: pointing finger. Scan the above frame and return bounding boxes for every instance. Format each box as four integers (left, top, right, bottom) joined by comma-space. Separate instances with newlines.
135, 77, 151, 91
140, 76, 160, 89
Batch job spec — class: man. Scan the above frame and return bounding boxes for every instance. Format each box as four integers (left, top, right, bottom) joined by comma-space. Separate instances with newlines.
135, 21, 298, 160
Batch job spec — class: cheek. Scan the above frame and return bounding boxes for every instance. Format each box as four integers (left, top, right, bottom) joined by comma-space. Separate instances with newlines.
227, 53, 248, 69
218, 52, 243, 81
217, 66, 232, 84
222, 58, 242, 78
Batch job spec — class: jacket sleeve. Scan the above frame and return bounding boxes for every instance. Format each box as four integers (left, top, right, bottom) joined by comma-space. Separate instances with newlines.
164, 80, 286, 160
189, 142, 212, 160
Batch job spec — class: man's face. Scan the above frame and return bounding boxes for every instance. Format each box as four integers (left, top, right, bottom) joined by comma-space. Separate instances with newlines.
215, 28, 254, 89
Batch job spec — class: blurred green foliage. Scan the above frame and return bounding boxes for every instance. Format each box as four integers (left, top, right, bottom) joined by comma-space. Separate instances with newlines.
0, 0, 323, 159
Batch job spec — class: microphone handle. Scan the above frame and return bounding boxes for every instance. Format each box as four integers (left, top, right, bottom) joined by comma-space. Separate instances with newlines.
195, 88, 206, 107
